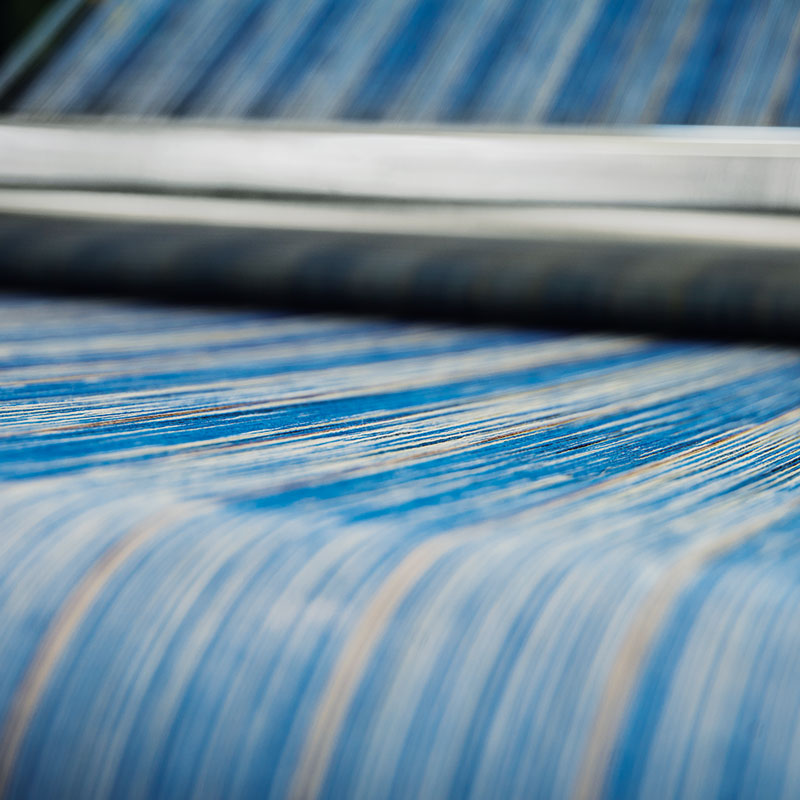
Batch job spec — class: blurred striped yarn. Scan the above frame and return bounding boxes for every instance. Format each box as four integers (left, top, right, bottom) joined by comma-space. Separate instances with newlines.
4, 1, 800, 798
3, 294, 800, 799
8, 0, 800, 125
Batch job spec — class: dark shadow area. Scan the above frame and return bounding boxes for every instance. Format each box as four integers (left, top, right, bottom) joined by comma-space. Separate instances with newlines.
1, 1, 55, 59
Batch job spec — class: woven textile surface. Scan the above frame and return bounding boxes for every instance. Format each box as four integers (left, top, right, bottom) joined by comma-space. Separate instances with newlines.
4, 0, 800, 798
3, 294, 800, 799
7, 0, 800, 124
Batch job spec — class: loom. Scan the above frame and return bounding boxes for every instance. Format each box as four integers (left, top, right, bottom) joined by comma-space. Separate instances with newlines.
1, 1, 800, 798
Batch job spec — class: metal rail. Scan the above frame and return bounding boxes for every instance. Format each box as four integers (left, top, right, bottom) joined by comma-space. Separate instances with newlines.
2, 120, 800, 338
2, 120, 800, 211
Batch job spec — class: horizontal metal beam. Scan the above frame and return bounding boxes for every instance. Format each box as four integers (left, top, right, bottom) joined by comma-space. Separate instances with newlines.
3, 190, 800, 340
2, 188, 800, 250
2, 119, 800, 211
2, 120, 800, 338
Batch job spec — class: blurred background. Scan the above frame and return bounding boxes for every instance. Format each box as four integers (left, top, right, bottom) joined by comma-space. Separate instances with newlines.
4, 0, 800, 124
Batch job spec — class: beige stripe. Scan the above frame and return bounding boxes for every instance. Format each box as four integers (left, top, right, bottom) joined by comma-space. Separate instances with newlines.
640, 0, 711, 123
570, 497, 800, 800
0, 503, 196, 796
525, 0, 605, 121
761, 10, 800, 124
289, 534, 465, 800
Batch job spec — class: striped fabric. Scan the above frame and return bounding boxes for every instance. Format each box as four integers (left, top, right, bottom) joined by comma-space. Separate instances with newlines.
8, 0, 800, 125
3, 293, 800, 798
5, 0, 800, 798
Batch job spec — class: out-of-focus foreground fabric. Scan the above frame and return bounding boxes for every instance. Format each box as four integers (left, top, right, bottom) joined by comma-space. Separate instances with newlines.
4, 294, 800, 800
3, 2, 800, 799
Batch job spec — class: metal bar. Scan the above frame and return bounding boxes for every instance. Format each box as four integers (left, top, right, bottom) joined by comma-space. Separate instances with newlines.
2, 188, 800, 249
2, 120, 800, 211
2, 121, 800, 338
